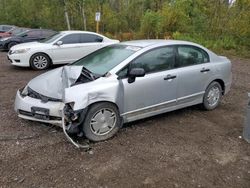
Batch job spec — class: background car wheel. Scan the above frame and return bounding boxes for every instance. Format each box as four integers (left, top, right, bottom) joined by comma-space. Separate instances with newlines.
30, 53, 51, 70
7, 42, 18, 50
82, 102, 121, 142
202, 81, 222, 110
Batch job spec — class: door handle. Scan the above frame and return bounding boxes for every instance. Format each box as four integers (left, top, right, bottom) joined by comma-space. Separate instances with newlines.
164, 74, 177, 80
200, 68, 210, 73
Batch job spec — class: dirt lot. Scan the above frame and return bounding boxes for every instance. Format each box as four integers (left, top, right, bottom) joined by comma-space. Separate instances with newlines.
0, 51, 250, 188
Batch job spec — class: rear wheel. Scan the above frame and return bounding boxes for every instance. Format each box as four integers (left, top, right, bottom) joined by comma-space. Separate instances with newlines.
30, 53, 51, 70
202, 81, 222, 110
82, 102, 121, 142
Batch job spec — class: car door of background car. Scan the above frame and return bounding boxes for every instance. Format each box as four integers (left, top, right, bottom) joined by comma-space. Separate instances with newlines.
22, 30, 42, 42
118, 46, 178, 121
174, 45, 215, 105
51, 33, 107, 65
51, 33, 83, 64
77, 33, 108, 58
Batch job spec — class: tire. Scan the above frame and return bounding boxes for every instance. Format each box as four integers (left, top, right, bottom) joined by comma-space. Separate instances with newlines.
82, 102, 121, 142
202, 81, 222, 110
30, 53, 51, 70
7, 42, 18, 50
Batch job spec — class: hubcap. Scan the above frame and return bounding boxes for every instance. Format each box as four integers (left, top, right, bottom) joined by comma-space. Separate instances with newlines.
33, 55, 48, 69
207, 86, 220, 106
90, 108, 116, 136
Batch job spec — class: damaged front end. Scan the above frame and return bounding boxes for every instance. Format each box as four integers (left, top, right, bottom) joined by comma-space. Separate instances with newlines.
63, 103, 88, 134
61, 66, 102, 136
62, 104, 91, 149
15, 64, 118, 148
15, 65, 97, 134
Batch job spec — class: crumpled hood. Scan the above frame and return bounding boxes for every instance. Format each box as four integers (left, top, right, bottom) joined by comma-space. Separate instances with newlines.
26, 66, 83, 99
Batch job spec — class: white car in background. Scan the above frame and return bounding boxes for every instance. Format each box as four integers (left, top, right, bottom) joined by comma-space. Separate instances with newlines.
7, 31, 119, 70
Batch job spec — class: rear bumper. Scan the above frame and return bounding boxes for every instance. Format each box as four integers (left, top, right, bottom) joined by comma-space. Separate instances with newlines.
15, 89, 64, 126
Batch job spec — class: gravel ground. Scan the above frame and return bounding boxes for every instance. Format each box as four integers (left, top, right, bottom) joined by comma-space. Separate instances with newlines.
0, 51, 250, 188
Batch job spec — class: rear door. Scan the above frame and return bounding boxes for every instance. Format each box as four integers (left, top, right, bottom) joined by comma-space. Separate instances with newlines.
119, 46, 178, 120
77, 33, 106, 57
175, 45, 215, 105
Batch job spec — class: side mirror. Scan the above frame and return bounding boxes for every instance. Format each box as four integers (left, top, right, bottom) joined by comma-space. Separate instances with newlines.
128, 68, 145, 83
55, 40, 63, 46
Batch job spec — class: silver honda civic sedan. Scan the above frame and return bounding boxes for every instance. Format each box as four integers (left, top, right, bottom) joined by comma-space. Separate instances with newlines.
14, 40, 232, 141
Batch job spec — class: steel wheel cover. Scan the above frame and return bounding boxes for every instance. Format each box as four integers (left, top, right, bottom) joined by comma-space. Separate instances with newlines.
207, 86, 220, 107
90, 108, 117, 136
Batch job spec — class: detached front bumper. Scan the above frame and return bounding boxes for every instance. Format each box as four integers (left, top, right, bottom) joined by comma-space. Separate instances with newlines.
14, 89, 64, 126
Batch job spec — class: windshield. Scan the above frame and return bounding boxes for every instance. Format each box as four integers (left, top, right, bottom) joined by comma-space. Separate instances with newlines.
12, 28, 27, 35
16, 30, 29, 37
72, 45, 140, 75
39, 32, 62, 43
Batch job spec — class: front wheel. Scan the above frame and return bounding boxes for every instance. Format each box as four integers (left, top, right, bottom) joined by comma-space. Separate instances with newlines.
82, 102, 121, 142
30, 53, 51, 70
7, 42, 18, 50
202, 81, 222, 110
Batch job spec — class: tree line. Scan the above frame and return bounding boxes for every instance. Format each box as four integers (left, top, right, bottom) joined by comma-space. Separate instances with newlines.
0, 0, 249, 54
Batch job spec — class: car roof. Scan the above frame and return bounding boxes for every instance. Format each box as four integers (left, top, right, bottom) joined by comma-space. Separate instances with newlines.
11, 27, 29, 31
27, 28, 54, 31
17, 29, 56, 34
0, 25, 15, 27
120, 40, 204, 48
60, 30, 102, 35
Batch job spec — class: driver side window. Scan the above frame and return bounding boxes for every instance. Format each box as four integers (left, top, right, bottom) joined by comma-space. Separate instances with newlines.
117, 46, 175, 78
130, 46, 175, 74
60, 34, 81, 44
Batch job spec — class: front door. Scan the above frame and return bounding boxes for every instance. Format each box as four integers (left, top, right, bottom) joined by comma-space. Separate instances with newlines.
51, 33, 83, 64
119, 46, 178, 120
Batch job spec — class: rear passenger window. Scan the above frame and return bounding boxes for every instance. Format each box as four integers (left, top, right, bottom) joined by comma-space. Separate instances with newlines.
80, 34, 103, 43
175, 45, 209, 68
131, 47, 175, 74
61, 34, 81, 44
